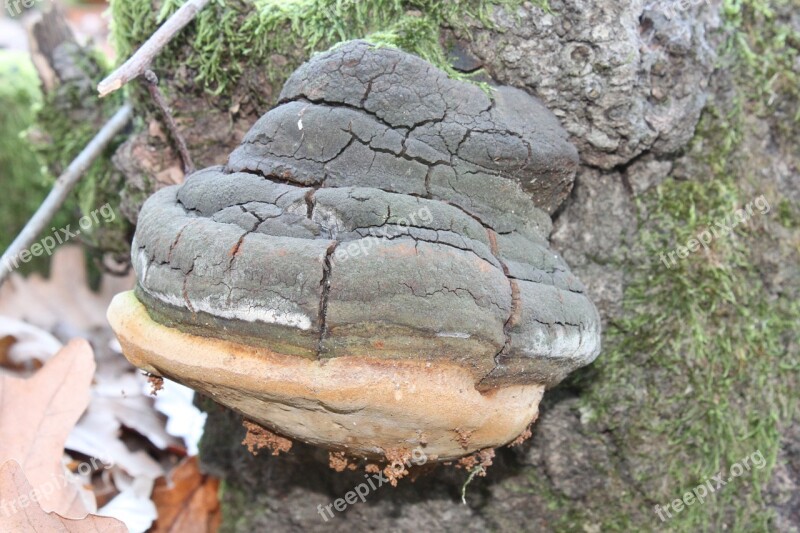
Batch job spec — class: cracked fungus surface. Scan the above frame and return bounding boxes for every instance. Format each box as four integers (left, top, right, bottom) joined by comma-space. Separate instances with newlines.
132, 40, 601, 389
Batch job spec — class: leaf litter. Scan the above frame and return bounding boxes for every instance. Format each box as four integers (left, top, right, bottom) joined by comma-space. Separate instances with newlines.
0, 246, 215, 532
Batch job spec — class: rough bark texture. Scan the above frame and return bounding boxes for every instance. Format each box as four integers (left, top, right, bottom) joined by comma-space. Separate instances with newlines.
109, 0, 799, 531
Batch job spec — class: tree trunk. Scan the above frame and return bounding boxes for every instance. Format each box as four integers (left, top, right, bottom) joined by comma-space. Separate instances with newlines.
109, 0, 800, 530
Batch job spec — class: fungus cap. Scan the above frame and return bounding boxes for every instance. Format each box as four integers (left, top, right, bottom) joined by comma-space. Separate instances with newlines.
108, 40, 601, 461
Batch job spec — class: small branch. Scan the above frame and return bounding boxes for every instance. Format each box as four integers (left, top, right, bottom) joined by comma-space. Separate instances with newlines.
0, 104, 133, 287
142, 70, 195, 175
97, 0, 211, 97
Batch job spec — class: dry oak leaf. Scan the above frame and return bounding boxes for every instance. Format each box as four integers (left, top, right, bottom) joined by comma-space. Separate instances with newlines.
0, 460, 125, 532
150, 457, 220, 533
0, 317, 62, 371
0, 339, 97, 519
0, 246, 134, 334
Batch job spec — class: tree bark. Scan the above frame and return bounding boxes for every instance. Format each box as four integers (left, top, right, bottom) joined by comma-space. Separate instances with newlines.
110, 0, 800, 530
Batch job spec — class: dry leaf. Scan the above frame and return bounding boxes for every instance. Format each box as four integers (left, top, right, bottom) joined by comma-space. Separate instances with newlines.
0, 335, 15, 368
97, 475, 157, 533
0, 317, 62, 371
67, 405, 164, 480
0, 245, 173, 461
0, 339, 97, 518
152, 380, 207, 456
0, 246, 134, 335
0, 461, 126, 532
0, 246, 209, 530
150, 457, 220, 533
93, 373, 182, 452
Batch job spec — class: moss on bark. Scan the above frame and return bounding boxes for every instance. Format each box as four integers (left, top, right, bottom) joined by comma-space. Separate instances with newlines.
0, 51, 77, 273
564, 1, 800, 529
31, 46, 131, 258
0, 51, 47, 256
110, 0, 535, 97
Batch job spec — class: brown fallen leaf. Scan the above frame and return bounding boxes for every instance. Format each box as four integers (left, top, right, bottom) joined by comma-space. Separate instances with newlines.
0, 245, 134, 335
150, 457, 221, 533
0, 460, 126, 532
0, 317, 62, 373
0, 339, 97, 519
0, 335, 17, 369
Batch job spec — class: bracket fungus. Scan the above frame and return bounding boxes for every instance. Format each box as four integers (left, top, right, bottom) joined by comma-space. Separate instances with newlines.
108, 40, 601, 463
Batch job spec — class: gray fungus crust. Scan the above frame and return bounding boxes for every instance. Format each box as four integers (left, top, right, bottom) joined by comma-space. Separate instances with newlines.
132, 40, 601, 389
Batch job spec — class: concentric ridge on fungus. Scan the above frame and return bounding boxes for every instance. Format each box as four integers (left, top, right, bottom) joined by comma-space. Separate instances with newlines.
110, 40, 601, 460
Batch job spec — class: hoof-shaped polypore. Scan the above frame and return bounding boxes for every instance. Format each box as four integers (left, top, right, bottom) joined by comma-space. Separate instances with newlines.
108, 40, 601, 461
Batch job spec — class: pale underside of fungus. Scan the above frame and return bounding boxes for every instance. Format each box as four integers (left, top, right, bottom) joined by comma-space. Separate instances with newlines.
108, 40, 601, 462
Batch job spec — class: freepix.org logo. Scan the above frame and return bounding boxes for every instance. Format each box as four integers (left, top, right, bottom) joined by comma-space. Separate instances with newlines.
1, 203, 117, 273
5, 0, 48, 17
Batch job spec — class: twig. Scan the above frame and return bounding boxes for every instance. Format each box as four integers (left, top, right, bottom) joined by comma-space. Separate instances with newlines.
97, 0, 211, 97
142, 70, 195, 175
0, 104, 133, 287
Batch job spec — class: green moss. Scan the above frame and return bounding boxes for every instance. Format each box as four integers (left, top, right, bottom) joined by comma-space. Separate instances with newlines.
32, 47, 131, 255
0, 51, 78, 273
515, 469, 605, 530
109, 0, 161, 61
216, 479, 251, 532
776, 199, 800, 229
0, 51, 46, 254
589, 173, 795, 529
110, 0, 534, 97
573, 2, 800, 530
721, 0, 800, 125
0, 46, 132, 280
